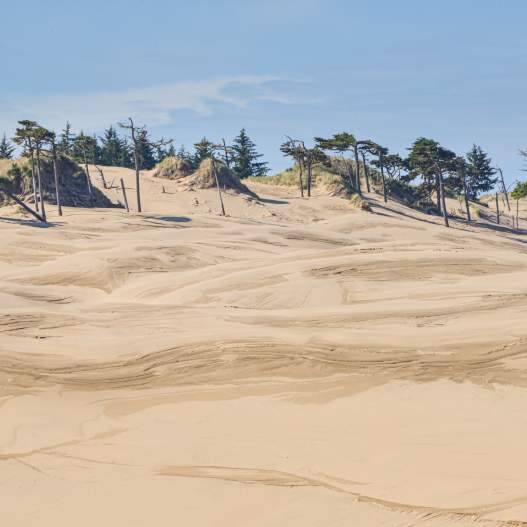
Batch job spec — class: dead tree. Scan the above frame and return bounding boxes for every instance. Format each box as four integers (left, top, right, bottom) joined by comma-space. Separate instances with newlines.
496, 167, 510, 211
120, 178, 129, 212
495, 192, 500, 225
119, 118, 172, 212
210, 155, 226, 216
94, 165, 108, 189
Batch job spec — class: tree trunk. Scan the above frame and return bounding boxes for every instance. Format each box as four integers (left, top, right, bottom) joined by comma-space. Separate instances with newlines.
298, 160, 304, 197
380, 152, 387, 203
83, 151, 93, 203
498, 168, 510, 211
517, 199, 520, 230
353, 146, 361, 195
435, 174, 441, 212
307, 160, 312, 197
35, 149, 46, 221
120, 178, 129, 212
361, 152, 371, 193
211, 158, 226, 216
133, 148, 141, 213
462, 168, 471, 222
29, 143, 39, 212
438, 169, 449, 227
2, 190, 45, 222
52, 144, 62, 216
495, 193, 500, 225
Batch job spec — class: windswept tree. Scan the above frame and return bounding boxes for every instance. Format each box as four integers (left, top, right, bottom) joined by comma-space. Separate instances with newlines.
280, 137, 306, 197
231, 128, 269, 179
119, 118, 172, 212
0, 134, 15, 159
407, 138, 455, 226
13, 120, 39, 210
315, 133, 356, 192
303, 146, 328, 197
363, 140, 389, 203
465, 145, 497, 200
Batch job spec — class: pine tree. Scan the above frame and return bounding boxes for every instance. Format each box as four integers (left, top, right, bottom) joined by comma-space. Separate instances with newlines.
231, 128, 268, 179
193, 137, 214, 168
59, 122, 74, 156
135, 129, 156, 169
465, 145, 497, 200
0, 134, 15, 159
100, 126, 131, 167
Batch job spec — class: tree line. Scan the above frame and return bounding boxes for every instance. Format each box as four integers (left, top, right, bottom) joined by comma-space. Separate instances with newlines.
279, 132, 527, 228
0, 125, 268, 177
0, 120, 269, 217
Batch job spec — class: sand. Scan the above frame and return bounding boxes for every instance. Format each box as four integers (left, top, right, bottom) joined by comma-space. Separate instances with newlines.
1, 166, 527, 526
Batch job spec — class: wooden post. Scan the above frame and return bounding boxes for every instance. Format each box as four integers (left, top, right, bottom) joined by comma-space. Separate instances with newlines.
211, 158, 226, 216
162, 185, 166, 194
120, 178, 129, 212
495, 193, 500, 225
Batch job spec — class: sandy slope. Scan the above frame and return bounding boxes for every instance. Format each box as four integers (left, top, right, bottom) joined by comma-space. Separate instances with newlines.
1, 166, 527, 526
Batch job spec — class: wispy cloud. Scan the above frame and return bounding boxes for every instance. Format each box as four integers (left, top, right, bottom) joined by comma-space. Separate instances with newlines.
0, 75, 316, 133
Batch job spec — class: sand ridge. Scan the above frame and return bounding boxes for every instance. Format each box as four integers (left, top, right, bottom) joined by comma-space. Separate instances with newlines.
1, 166, 527, 526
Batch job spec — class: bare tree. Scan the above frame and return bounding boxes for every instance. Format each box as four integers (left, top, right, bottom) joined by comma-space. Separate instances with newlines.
119, 118, 172, 212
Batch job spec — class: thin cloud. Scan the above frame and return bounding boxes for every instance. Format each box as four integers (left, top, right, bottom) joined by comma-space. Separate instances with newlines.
0, 75, 312, 133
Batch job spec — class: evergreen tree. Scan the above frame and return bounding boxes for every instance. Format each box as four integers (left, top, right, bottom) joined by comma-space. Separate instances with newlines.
193, 137, 214, 168
465, 145, 497, 200
231, 128, 269, 179
135, 129, 156, 169
59, 122, 74, 156
0, 134, 15, 159
100, 126, 131, 167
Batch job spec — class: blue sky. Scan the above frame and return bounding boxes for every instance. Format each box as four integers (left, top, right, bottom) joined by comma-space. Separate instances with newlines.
1, 0, 526, 182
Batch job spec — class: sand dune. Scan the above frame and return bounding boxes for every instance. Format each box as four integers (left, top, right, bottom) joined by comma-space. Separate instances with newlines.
1, 167, 527, 526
